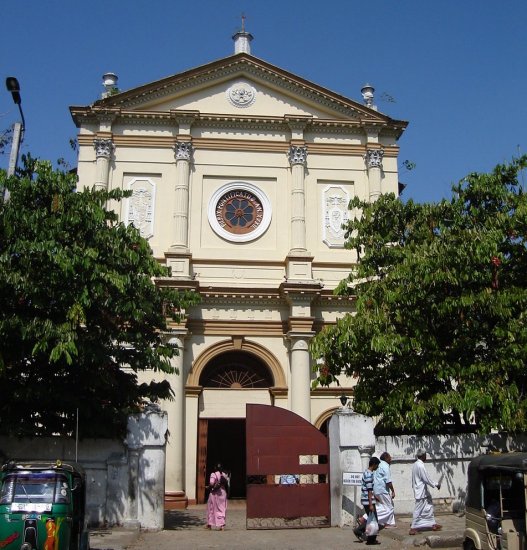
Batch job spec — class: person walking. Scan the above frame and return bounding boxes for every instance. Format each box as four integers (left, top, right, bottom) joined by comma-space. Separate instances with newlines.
409, 450, 442, 535
374, 452, 396, 528
206, 463, 230, 531
279, 474, 299, 484
354, 456, 381, 545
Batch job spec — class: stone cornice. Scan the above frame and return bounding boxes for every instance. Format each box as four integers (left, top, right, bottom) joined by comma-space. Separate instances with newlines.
72, 107, 406, 137
187, 319, 288, 336
155, 277, 199, 292
311, 387, 356, 397
77, 133, 400, 158
269, 387, 288, 398
280, 281, 324, 296
313, 294, 356, 307
185, 385, 203, 397
197, 285, 281, 297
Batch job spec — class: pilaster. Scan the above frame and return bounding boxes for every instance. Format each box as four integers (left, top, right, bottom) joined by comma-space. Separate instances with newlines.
93, 137, 114, 192
167, 138, 193, 279
286, 144, 315, 281
365, 148, 384, 202
163, 329, 189, 509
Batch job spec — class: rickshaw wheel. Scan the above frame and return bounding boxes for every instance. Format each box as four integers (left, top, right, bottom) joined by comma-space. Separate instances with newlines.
463, 538, 476, 550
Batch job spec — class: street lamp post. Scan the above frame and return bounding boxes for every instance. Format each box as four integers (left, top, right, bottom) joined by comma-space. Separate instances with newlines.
5, 77, 25, 178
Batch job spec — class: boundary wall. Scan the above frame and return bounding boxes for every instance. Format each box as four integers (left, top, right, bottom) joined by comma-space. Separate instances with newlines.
0, 406, 167, 530
329, 408, 527, 527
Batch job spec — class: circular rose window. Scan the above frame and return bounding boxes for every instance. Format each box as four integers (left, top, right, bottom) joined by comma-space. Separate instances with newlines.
208, 182, 272, 242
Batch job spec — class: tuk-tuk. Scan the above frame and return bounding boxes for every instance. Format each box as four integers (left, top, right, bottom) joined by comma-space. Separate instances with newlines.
0, 460, 89, 550
464, 453, 527, 550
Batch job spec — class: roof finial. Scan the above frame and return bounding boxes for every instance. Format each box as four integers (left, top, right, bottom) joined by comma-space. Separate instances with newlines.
232, 15, 253, 55
361, 83, 377, 110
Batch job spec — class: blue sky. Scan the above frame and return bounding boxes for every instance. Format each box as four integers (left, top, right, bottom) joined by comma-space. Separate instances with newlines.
2, 1, 525, 203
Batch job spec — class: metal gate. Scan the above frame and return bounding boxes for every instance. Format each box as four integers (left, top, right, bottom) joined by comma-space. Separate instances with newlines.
245, 404, 330, 529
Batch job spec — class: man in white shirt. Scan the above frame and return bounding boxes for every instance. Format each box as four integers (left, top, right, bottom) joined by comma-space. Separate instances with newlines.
373, 451, 396, 527
409, 450, 442, 535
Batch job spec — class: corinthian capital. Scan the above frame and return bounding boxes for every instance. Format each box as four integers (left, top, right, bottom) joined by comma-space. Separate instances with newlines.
174, 141, 193, 162
93, 138, 114, 159
365, 148, 384, 169
288, 145, 308, 166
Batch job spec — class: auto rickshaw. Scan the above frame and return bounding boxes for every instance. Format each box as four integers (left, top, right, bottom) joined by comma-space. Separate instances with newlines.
464, 452, 527, 550
0, 460, 89, 550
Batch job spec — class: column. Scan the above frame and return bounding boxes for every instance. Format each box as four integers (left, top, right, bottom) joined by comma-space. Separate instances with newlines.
365, 148, 384, 202
170, 141, 193, 251
164, 332, 188, 508
93, 138, 114, 191
289, 335, 312, 421
288, 145, 308, 253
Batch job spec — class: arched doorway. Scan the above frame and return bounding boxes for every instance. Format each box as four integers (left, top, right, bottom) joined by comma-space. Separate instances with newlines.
195, 347, 278, 503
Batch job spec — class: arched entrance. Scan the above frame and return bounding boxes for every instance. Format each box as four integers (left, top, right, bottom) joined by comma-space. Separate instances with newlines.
193, 342, 282, 503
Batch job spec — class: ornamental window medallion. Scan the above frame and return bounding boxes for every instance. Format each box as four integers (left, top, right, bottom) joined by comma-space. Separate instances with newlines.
126, 177, 156, 239
226, 81, 257, 108
322, 185, 350, 248
208, 182, 272, 243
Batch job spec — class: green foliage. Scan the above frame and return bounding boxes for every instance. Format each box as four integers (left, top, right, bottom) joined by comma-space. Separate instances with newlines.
402, 159, 416, 172
0, 127, 12, 155
0, 156, 199, 438
312, 156, 527, 434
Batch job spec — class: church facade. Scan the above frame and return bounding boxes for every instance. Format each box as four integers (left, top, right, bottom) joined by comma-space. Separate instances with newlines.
70, 30, 407, 506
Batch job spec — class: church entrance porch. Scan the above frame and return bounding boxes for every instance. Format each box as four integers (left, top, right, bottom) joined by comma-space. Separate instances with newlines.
196, 418, 247, 503
195, 347, 278, 504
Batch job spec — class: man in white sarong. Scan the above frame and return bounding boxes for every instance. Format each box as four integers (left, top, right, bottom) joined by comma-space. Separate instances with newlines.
409, 450, 442, 535
374, 452, 396, 527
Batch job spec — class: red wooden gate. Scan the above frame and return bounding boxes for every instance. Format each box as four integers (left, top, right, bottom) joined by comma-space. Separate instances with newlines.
245, 404, 330, 529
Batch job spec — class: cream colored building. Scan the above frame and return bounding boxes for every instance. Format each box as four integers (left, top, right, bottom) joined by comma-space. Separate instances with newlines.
70, 30, 407, 506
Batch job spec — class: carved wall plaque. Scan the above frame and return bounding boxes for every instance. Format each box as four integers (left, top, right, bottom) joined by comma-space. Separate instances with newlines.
322, 185, 350, 248
126, 177, 156, 239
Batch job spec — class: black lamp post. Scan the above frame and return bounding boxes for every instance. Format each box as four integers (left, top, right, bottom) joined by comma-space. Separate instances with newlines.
339, 395, 348, 407
5, 77, 25, 178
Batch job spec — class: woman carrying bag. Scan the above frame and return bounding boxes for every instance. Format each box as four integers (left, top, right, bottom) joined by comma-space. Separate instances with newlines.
205, 463, 230, 531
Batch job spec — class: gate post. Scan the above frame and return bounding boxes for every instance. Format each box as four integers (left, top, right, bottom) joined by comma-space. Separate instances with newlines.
328, 409, 375, 527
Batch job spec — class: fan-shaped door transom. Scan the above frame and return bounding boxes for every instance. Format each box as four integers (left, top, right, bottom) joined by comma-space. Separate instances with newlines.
199, 351, 273, 389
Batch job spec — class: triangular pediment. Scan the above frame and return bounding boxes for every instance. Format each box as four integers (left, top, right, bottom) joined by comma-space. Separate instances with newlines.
86, 54, 397, 125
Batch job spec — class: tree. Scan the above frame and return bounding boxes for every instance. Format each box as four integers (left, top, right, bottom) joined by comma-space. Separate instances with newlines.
311, 156, 527, 434
0, 156, 199, 438
0, 127, 12, 156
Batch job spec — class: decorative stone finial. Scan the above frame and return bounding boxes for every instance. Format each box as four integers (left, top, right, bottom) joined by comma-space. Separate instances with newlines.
232, 15, 253, 54
361, 83, 376, 110
102, 73, 118, 99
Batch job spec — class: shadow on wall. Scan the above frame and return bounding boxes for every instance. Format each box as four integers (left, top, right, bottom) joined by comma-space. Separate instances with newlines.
0, 405, 168, 530
376, 433, 527, 514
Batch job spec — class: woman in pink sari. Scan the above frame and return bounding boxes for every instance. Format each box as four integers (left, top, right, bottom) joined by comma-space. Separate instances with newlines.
206, 463, 229, 530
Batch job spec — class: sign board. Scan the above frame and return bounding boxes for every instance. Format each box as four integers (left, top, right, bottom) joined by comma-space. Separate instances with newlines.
343, 472, 362, 486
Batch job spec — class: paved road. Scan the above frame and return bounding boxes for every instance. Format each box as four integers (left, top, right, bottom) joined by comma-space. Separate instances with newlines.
90, 503, 465, 550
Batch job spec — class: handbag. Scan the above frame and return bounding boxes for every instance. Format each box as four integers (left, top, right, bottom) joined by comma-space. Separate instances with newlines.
211, 472, 229, 492
365, 512, 379, 537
